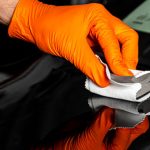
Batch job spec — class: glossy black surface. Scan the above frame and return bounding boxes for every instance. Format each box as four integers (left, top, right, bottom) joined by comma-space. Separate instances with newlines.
0, 0, 150, 149
0, 53, 91, 149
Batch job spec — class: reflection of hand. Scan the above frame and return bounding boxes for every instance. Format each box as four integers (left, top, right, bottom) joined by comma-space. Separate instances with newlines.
9, 0, 138, 87
58, 108, 149, 150
32, 107, 149, 150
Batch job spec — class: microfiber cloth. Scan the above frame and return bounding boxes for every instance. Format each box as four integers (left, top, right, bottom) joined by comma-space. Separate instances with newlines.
85, 58, 150, 128
86, 68, 150, 102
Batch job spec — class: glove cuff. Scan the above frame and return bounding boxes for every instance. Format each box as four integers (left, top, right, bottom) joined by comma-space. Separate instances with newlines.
8, 0, 39, 43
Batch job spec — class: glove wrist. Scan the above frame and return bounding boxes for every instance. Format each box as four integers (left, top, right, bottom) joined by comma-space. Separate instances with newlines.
8, 0, 54, 43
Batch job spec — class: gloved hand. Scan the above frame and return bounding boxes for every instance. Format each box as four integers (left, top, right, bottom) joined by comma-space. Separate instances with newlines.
8, 0, 138, 87
32, 107, 149, 150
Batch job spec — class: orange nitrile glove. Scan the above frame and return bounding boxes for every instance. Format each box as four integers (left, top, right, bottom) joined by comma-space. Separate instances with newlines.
8, 0, 139, 87
32, 108, 149, 150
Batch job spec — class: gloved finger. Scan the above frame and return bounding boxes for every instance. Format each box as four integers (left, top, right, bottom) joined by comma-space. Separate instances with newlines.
90, 12, 133, 76
126, 116, 149, 149
72, 40, 109, 87
91, 107, 114, 143
111, 16, 139, 69
106, 128, 131, 150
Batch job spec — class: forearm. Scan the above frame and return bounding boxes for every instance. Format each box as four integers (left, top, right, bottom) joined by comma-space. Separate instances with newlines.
0, 0, 20, 25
